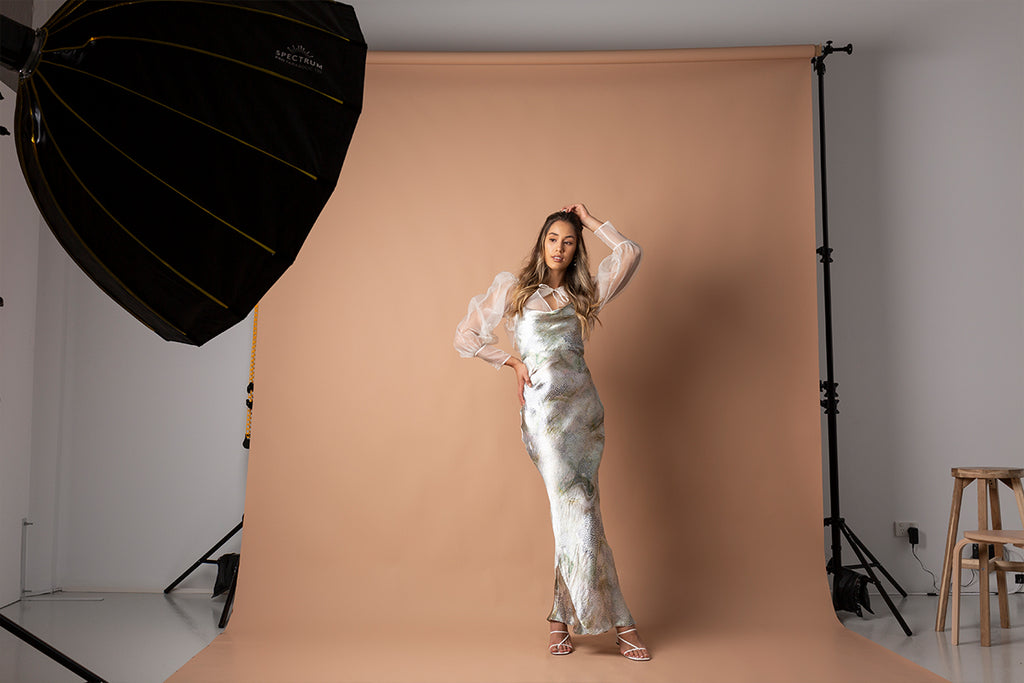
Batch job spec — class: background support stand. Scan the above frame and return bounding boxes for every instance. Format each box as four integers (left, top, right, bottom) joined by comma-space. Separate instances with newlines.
815, 40, 912, 636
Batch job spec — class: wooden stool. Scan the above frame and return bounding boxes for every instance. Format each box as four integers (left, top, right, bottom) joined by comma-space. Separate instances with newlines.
951, 529, 1024, 645
936, 467, 1024, 633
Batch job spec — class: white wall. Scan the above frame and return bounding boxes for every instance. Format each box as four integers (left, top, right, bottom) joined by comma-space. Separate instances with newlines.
25, 230, 69, 594
26, 232, 252, 593
3, 0, 1021, 600
822, 5, 1024, 595
0, 90, 39, 606
0, 0, 40, 608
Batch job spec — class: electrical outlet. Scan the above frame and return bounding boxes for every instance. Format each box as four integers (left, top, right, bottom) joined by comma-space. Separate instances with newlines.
893, 521, 917, 537
971, 543, 996, 559
1015, 574, 1024, 585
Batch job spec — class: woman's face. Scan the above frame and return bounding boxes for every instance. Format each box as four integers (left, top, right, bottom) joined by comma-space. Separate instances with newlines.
543, 220, 578, 274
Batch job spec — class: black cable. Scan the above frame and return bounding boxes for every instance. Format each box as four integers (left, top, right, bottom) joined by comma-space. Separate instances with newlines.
911, 545, 939, 593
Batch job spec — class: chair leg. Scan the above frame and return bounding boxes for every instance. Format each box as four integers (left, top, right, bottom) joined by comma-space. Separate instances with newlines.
978, 477, 989, 531
1010, 477, 1024, 531
938, 477, 968, 632
980, 540, 991, 647
990, 481, 1010, 629
952, 537, 971, 645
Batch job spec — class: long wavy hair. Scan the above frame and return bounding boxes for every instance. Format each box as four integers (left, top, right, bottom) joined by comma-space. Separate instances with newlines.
507, 211, 600, 337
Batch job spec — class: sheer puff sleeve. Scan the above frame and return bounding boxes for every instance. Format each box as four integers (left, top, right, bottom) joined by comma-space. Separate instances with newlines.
593, 222, 642, 311
454, 271, 516, 370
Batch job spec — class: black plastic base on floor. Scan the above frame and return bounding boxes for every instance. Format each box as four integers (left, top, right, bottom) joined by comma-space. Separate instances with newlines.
164, 519, 242, 628
826, 517, 913, 635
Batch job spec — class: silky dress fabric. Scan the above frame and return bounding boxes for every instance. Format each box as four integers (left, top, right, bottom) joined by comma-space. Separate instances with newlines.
453, 222, 641, 635
515, 304, 633, 634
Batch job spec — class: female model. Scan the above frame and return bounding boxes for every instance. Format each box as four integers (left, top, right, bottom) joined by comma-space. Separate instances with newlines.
453, 203, 649, 661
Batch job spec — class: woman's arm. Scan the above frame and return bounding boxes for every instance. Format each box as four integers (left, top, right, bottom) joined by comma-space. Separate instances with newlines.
453, 272, 516, 370
592, 222, 642, 310
454, 272, 533, 404
503, 356, 533, 406
562, 203, 642, 310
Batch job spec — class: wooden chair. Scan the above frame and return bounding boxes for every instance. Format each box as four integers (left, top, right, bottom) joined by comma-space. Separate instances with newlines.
951, 529, 1024, 645
936, 467, 1024, 632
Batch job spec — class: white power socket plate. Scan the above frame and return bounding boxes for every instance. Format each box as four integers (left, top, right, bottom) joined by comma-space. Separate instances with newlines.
893, 521, 917, 537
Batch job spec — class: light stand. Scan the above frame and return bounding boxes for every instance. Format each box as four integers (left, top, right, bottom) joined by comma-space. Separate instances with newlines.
815, 41, 912, 636
0, 615, 106, 682
163, 519, 243, 628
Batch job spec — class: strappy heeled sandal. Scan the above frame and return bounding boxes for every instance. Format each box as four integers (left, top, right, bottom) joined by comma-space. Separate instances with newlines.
616, 627, 650, 661
549, 629, 574, 655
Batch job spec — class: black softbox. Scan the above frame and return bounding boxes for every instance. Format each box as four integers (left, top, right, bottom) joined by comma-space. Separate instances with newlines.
2, 0, 366, 345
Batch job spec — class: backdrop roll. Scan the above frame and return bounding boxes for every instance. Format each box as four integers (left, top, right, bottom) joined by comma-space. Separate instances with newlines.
170, 46, 946, 682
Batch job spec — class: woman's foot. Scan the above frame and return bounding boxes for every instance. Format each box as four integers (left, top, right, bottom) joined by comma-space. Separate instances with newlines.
616, 625, 650, 661
548, 620, 574, 655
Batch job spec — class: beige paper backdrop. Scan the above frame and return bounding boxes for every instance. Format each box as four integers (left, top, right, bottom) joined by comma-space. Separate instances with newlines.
171, 47, 945, 682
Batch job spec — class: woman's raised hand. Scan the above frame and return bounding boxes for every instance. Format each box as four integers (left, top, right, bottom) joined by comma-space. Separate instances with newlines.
561, 203, 604, 232
504, 356, 533, 406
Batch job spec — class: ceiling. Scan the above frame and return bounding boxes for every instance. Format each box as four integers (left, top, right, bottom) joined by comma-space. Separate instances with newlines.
351, 0, 956, 52
2, 0, 989, 53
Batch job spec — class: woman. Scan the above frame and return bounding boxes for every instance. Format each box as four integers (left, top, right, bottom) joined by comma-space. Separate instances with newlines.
453, 203, 649, 661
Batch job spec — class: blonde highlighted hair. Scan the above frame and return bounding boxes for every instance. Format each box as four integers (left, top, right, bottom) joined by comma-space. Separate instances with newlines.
507, 211, 600, 337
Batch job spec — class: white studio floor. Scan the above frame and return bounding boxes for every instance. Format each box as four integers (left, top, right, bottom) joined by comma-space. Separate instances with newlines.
839, 592, 1024, 683
0, 592, 222, 683
1, 592, 1024, 682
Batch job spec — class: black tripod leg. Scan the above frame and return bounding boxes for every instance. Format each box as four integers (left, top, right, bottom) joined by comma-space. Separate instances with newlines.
840, 523, 913, 635
0, 613, 107, 682
217, 561, 239, 629
164, 520, 243, 594
843, 522, 909, 597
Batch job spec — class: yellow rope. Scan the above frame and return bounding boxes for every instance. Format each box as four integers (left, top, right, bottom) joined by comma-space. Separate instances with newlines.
243, 304, 259, 448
